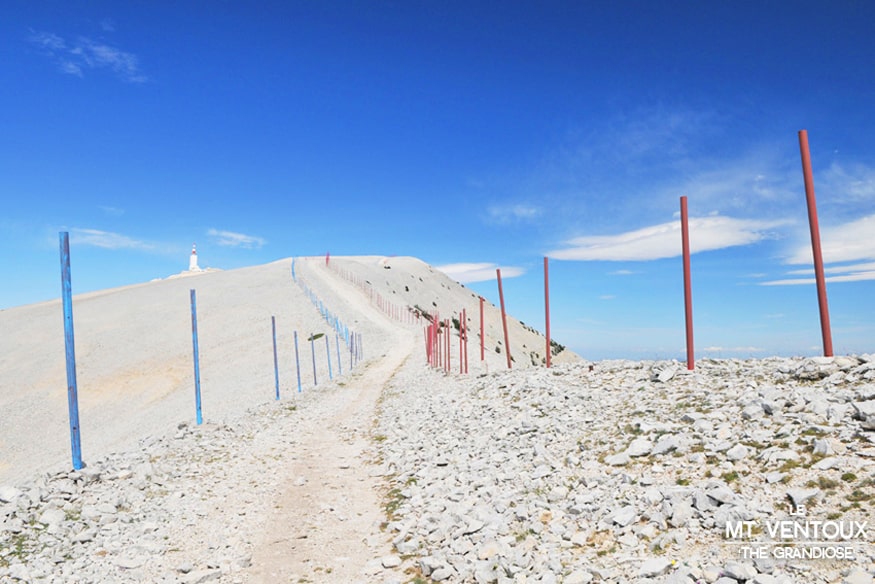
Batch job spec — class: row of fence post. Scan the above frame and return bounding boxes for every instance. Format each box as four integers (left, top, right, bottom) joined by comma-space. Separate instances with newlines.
325, 260, 421, 325
55, 244, 365, 472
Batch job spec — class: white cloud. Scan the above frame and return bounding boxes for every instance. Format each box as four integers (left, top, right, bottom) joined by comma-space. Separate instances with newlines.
486, 203, 542, 224
207, 229, 266, 249
784, 214, 875, 265
29, 30, 147, 83
599, 294, 616, 300
435, 262, 525, 283
820, 162, 875, 204
762, 270, 875, 286
785, 261, 875, 276
548, 215, 788, 261
30, 31, 66, 51
98, 205, 124, 216
70, 228, 152, 250
610, 269, 635, 275
702, 346, 765, 353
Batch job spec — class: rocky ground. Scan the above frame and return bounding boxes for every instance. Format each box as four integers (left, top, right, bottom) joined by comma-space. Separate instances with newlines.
2, 354, 875, 583
375, 355, 875, 584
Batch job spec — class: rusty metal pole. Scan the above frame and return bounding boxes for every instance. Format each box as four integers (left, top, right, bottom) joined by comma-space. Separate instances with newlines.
544, 257, 552, 368
798, 130, 834, 357
680, 196, 695, 370
496, 269, 512, 369
459, 312, 463, 374
445, 318, 451, 373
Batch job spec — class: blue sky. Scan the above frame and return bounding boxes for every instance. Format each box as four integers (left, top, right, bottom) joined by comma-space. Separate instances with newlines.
2, 2, 874, 360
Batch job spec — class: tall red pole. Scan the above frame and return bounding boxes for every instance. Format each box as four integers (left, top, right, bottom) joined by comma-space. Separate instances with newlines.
544, 257, 552, 368
798, 130, 834, 357
479, 296, 485, 361
424, 328, 429, 364
680, 196, 695, 370
459, 312, 463, 374
496, 269, 512, 369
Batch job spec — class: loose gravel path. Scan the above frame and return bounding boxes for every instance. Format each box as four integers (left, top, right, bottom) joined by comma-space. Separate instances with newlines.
248, 332, 415, 583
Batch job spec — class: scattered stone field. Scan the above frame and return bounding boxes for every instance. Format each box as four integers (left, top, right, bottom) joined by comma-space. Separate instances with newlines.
2, 354, 875, 583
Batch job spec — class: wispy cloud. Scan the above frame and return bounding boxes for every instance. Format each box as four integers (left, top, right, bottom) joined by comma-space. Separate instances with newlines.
435, 262, 525, 283
207, 229, 266, 249
70, 228, 153, 250
98, 205, 124, 217
602, 106, 718, 163
548, 215, 789, 261
820, 162, 875, 206
29, 30, 147, 83
763, 213, 875, 285
702, 346, 765, 353
784, 214, 875, 265
762, 268, 875, 286
486, 203, 542, 224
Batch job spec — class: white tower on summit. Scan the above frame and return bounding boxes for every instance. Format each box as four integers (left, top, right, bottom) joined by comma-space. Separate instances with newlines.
189, 243, 200, 271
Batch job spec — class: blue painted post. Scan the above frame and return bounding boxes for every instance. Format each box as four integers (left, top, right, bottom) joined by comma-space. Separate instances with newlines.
291, 258, 296, 282
349, 331, 355, 369
336, 334, 343, 375
271, 316, 280, 400
310, 335, 317, 385
59, 232, 84, 471
190, 289, 203, 425
325, 335, 333, 380
294, 331, 302, 393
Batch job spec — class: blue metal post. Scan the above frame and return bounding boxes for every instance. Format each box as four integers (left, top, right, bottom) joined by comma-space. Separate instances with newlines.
190, 289, 203, 425
291, 258, 296, 282
336, 333, 342, 375
294, 331, 302, 392
59, 232, 84, 470
271, 316, 280, 400
325, 335, 333, 380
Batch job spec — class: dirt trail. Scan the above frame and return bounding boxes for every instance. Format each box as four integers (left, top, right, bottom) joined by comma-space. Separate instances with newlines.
247, 261, 414, 583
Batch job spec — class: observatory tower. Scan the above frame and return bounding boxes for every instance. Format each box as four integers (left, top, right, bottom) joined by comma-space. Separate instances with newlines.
189, 243, 200, 272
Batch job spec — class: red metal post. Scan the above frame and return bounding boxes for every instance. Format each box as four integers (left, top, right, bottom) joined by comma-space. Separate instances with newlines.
798, 130, 834, 357
459, 312, 463, 374
680, 196, 695, 370
445, 318, 451, 373
479, 296, 485, 361
496, 269, 512, 369
544, 257, 551, 368
429, 315, 441, 369
424, 328, 429, 364
437, 318, 442, 368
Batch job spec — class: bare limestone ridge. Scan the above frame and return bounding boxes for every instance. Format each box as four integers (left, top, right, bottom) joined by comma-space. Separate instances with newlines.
319, 255, 581, 369
1, 256, 874, 583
